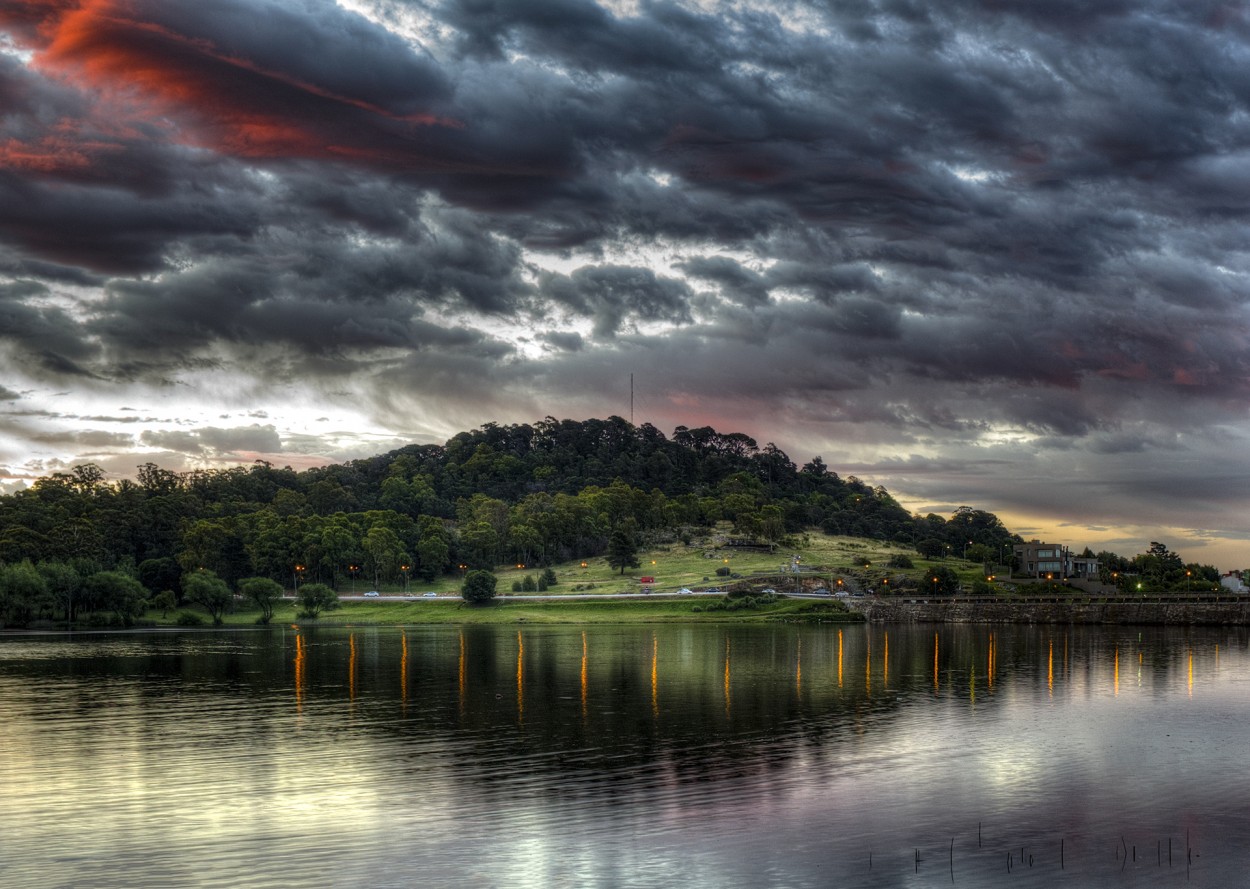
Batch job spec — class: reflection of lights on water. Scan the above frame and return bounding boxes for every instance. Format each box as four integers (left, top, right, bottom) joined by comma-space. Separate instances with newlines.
883, 631, 888, 688
795, 635, 802, 697
1188, 650, 1193, 696
294, 634, 306, 711
933, 632, 939, 693
581, 631, 588, 721
1114, 646, 1119, 696
865, 632, 871, 697
837, 630, 843, 689
987, 632, 995, 688
400, 632, 408, 709
349, 633, 357, 704
1048, 638, 1053, 696
724, 636, 731, 718
517, 631, 524, 725
651, 633, 658, 719
458, 631, 465, 716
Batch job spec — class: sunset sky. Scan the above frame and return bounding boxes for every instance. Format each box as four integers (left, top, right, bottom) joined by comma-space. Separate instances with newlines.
1, 1, 1249, 567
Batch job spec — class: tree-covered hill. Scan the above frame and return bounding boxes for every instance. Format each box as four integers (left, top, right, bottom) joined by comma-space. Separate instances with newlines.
0, 416, 1021, 626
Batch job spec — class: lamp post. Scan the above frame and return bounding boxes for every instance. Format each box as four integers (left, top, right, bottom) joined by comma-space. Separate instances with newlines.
1186, 570, 1191, 593
400, 563, 410, 593
294, 564, 305, 591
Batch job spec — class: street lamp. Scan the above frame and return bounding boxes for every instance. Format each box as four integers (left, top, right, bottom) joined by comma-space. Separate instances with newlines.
932, 576, 939, 596
294, 563, 305, 591
401, 563, 410, 593
1186, 569, 1191, 593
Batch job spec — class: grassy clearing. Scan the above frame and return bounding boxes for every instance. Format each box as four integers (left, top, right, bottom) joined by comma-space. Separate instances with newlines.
141, 529, 1005, 628
320, 529, 1010, 600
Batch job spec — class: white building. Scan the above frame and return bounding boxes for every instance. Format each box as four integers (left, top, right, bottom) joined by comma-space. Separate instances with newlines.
1220, 571, 1247, 593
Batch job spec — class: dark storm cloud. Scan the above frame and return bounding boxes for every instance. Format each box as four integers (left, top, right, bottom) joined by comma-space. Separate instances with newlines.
539, 265, 694, 338
139, 424, 281, 456
538, 330, 585, 352
2, 0, 1250, 559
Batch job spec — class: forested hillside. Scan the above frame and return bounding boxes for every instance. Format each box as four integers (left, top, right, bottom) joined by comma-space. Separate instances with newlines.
0, 416, 1018, 624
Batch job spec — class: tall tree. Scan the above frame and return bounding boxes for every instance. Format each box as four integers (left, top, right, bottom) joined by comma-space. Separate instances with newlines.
606, 521, 640, 575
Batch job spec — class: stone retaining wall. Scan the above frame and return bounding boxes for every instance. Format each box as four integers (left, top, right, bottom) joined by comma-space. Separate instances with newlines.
847, 597, 1250, 625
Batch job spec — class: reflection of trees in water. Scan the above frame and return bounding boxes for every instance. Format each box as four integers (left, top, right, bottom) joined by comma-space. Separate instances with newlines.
11, 623, 1245, 787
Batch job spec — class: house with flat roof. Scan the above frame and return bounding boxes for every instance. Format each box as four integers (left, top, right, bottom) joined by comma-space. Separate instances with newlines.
1013, 541, 1100, 580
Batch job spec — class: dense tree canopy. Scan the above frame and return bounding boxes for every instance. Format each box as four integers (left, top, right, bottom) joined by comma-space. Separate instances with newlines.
0, 416, 1048, 626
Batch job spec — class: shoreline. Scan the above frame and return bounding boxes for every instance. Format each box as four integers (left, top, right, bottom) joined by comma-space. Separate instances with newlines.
848, 595, 1250, 625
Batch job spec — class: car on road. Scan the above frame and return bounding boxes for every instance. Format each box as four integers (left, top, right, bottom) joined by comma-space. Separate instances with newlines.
761, 588, 776, 595
678, 587, 693, 594
364, 591, 380, 597
422, 592, 438, 597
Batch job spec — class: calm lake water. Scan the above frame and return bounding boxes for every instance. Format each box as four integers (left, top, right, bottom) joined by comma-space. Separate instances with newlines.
2, 622, 1248, 888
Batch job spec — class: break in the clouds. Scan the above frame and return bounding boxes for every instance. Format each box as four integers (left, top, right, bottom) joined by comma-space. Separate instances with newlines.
2, 0, 1250, 565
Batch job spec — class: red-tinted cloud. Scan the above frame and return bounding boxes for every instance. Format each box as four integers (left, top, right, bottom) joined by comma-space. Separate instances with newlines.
3, 0, 462, 172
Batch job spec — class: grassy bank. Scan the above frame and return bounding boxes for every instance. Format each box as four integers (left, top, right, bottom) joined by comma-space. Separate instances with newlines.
358, 531, 1011, 600
139, 595, 862, 628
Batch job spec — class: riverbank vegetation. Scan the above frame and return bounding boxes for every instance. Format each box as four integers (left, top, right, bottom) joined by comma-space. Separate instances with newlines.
0, 417, 1225, 630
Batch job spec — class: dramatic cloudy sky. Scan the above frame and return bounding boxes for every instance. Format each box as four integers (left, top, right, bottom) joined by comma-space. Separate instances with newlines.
2, 0, 1249, 565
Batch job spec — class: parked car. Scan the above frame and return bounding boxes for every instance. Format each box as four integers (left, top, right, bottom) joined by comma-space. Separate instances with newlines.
364, 591, 380, 597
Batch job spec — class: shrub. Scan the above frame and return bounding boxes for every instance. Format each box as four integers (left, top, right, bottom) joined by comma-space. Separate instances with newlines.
522, 574, 536, 592
887, 554, 914, 569
715, 566, 730, 577
462, 570, 498, 605
541, 567, 558, 587
175, 611, 205, 626
511, 580, 523, 592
